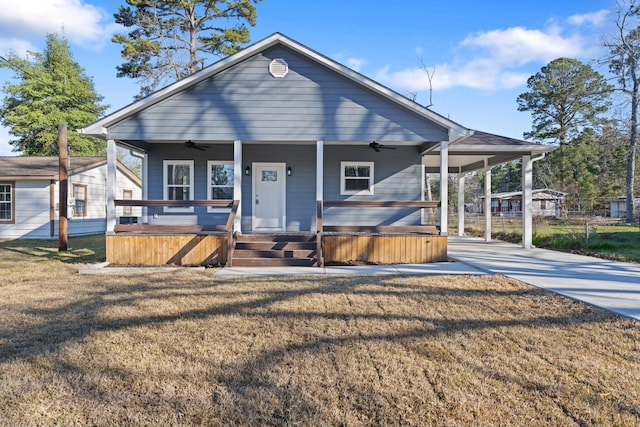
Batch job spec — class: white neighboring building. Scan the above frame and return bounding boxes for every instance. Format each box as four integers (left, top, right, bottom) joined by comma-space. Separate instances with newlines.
606, 197, 640, 218
0, 156, 141, 239
484, 189, 566, 218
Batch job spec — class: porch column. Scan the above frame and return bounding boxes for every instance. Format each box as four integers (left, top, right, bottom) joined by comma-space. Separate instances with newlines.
234, 140, 242, 232
106, 139, 117, 234
141, 152, 148, 223
522, 154, 533, 249
484, 160, 492, 242
439, 140, 448, 236
457, 173, 465, 236
316, 140, 324, 203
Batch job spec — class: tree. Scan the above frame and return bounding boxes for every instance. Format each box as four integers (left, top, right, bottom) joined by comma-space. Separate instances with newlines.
603, 0, 640, 223
517, 58, 612, 190
0, 34, 108, 156
113, 0, 261, 97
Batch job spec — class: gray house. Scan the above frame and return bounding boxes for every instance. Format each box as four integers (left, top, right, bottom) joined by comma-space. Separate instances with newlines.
79, 33, 551, 266
0, 156, 141, 239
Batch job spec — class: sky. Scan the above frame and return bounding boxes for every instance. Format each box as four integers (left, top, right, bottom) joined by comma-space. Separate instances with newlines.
0, 0, 620, 156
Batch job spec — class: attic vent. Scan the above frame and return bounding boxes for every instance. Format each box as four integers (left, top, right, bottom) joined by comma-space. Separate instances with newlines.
269, 58, 288, 78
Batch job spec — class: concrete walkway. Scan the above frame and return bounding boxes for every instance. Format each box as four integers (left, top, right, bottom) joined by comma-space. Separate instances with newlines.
447, 236, 640, 321
215, 236, 640, 321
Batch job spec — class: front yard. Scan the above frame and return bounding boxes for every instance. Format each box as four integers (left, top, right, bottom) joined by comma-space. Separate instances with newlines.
0, 236, 638, 425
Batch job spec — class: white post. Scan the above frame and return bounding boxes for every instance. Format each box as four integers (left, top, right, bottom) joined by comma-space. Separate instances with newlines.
106, 139, 117, 234
439, 140, 448, 236
484, 160, 492, 242
457, 173, 465, 236
316, 140, 324, 202
141, 152, 148, 223
522, 154, 533, 249
234, 140, 242, 232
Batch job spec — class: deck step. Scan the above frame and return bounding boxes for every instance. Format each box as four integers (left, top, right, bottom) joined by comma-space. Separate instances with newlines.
231, 233, 317, 267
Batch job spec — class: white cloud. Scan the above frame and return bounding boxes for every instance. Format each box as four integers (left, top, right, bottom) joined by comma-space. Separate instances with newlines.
0, 38, 36, 56
377, 24, 588, 92
568, 10, 610, 26
460, 26, 584, 66
0, 0, 121, 51
346, 57, 366, 72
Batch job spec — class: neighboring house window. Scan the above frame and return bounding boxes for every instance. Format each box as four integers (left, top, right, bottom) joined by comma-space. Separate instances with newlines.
207, 161, 234, 212
72, 184, 87, 218
540, 199, 547, 210
341, 161, 374, 195
123, 189, 133, 216
0, 182, 15, 224
163, 160, 194, 212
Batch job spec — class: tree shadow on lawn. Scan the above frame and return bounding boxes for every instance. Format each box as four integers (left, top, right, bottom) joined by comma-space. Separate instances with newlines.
1, 272, 635, 424
0, 234, 106, 264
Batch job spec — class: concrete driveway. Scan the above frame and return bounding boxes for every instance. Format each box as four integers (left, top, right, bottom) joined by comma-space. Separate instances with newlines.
448, 236, 640, 321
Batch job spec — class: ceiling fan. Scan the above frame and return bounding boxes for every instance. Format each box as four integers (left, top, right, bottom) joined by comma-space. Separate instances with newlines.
368, 141, 395, 152
183, 140, 207, 151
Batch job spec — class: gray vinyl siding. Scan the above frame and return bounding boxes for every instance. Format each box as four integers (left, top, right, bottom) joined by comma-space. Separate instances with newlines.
108, 45, 448, 143
147, 144, 235, 226
146, 144, 422, 231
323, 146, 423, 226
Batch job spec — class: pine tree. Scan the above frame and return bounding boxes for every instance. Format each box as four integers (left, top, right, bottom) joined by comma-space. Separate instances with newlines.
0, 33, 108, 156
113, 0, 261, 97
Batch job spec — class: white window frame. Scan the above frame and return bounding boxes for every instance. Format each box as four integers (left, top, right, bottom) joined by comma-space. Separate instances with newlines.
207, 161, 234, 213
0, 181, 14, 223
340, 161, 374, 195
163, 160, 194, 213
72, 183, 88, 218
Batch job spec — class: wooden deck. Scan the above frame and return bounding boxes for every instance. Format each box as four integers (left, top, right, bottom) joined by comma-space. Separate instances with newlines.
107, 199, 446, 266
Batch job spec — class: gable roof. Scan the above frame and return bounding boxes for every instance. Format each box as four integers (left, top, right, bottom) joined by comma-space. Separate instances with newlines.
0, 156, 141, 186
79, 32, 470, 141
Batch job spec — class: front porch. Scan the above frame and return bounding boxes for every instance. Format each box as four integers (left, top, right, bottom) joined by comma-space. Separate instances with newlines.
108, 199, 447, 266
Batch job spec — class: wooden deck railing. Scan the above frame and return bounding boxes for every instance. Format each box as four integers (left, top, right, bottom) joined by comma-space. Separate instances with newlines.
113, 199, 240, 264
315, 200, 441, 267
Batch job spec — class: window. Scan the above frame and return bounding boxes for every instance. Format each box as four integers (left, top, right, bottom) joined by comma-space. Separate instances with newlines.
72, 184, 87, 218
123, 189, 133, 216
341, 161, 374, 195
207, 161, 234, 212
163, 160, 194, 212
0, 182, 14, 224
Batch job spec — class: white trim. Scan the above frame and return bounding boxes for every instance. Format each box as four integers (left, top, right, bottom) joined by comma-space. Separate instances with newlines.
522, 154, 533, 249
233, 140, 242, 232
316, 140, 324, 202
340, 161, 374, 196
163, 160, 194, 213
252, 162, 286, 232
484, 160, 492, 242
439, 141, 448, 236
106, 140, 117, 233
206, 160, 234, 213
457, 174, 465, 236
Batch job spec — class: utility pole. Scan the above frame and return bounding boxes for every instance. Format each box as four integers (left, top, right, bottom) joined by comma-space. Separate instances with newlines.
58, 123, 68, 251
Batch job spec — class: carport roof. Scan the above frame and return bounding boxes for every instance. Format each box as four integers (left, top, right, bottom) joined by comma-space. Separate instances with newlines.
422, 130, 554, 173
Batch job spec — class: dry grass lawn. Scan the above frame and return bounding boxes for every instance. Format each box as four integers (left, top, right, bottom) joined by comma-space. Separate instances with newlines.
0, 236, 639, 426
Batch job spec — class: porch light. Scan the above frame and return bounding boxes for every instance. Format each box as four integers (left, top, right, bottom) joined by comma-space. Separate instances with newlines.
245, 166, 250, 176
287, 166, 292, 176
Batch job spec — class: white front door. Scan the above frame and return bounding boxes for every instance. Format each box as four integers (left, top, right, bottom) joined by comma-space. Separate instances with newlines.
252, 163, 286, 231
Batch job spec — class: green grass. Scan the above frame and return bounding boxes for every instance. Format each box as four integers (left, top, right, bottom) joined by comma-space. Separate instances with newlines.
462, 216, 640, 263
0, 234, 106, 268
